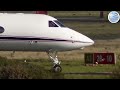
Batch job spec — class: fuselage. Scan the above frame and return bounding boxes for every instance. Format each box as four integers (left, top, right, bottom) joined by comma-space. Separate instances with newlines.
0, 13, 94, 52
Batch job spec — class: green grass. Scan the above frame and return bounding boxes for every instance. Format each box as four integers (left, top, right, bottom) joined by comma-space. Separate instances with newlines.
25, 59, 120, 79
0, 55, 120, 79
64, 75, 111, 79
0, 57, 64, 79
62, 61, 115, 73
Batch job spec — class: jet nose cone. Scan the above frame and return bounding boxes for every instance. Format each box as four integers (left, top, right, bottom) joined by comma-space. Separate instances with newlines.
83, 36, 94, 46
89, 39, 94, 45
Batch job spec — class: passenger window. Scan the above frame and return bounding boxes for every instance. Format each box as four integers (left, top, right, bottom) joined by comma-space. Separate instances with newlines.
49, 21, 58, 27
0, 26, 4, 33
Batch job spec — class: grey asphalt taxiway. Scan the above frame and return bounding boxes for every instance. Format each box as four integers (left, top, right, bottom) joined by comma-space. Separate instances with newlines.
57, 17, 108, 22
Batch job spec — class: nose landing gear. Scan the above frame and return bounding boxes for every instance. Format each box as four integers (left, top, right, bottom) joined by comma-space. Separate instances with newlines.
47, 50, 62, 73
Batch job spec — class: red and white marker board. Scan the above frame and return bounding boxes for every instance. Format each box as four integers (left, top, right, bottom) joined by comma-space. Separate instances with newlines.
85, 53, 116, 64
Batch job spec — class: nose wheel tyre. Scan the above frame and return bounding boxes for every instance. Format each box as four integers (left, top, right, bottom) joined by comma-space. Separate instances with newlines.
52, 65, 62, 73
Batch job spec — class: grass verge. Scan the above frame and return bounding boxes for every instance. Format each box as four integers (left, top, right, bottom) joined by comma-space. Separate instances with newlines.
0, 56, 64, 79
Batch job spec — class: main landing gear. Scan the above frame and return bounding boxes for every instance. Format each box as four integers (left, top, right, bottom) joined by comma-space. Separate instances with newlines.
47, 50, 62, 73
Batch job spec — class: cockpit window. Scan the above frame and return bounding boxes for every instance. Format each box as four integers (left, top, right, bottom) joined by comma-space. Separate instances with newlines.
54, 20, 66, 27
49, 21, 58, 27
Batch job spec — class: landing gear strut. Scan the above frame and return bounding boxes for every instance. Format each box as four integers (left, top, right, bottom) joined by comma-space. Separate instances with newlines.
47, 50, 62, 73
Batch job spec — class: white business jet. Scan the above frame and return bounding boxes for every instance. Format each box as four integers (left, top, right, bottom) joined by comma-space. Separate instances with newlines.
0, 13, 94, 72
